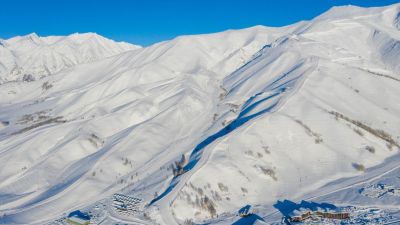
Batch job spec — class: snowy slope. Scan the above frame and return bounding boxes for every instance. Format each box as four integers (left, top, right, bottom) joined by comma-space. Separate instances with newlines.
0, 33, 141, 83
1, 3, 400, 225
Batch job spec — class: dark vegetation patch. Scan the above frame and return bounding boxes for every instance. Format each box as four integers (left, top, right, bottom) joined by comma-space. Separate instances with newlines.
294, 119, 323, 144
13, 116, 66, 134
330, 111, 399, 149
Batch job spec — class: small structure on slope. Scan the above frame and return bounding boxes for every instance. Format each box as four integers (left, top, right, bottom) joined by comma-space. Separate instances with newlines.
66, 210, 90, 225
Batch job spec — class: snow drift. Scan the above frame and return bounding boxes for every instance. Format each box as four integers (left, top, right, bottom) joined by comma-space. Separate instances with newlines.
0, 3, 400, 225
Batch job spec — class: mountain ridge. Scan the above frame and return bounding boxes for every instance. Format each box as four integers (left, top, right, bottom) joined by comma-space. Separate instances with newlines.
0, 32, 141, 84
0, 3, 400, 225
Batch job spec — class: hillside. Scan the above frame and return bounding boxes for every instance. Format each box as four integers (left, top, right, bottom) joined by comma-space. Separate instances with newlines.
0, 3, 400, 225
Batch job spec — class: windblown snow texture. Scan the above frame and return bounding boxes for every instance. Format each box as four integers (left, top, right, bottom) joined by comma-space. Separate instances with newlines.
1, 3, 400, 225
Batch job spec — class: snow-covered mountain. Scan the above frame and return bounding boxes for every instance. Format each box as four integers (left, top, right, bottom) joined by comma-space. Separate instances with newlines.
0, 33, 141, 83
1, 3, 400, 225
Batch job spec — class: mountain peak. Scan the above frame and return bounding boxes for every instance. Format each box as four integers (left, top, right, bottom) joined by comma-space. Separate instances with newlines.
314, 3, 400, 22
26, 32, 39, 38
68, 32, 101, 40
4, 32, 42, 45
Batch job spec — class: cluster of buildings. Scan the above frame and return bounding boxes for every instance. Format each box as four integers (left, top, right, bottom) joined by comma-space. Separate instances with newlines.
287, 208, 350, 223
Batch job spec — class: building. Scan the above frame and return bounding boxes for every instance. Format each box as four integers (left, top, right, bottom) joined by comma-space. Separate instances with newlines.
316, 210, 350, 219
288, 208, 312, 222
287, 207, 350, 222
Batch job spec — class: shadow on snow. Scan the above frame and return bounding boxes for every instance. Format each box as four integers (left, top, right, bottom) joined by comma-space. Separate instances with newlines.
273, 199, 337, 217
232, 214, 265, 225
150, 88, 284, 205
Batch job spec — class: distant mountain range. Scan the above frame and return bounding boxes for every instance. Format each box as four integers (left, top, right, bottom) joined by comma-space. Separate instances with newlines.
0, 32, 140, 83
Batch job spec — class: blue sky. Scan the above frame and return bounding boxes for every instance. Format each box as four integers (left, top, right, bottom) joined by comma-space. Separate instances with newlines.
1, 0, 398, 46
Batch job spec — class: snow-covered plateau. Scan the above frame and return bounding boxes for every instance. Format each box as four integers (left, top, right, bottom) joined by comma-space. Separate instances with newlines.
1, 3, 400, 225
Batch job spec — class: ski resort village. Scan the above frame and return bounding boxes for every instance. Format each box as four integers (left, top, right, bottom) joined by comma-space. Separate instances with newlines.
1, 2, 400, 225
